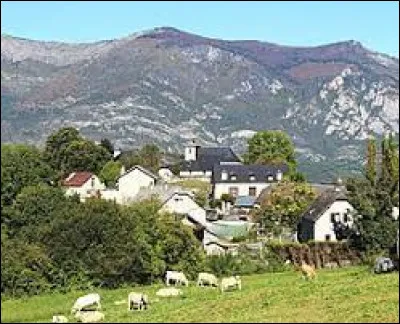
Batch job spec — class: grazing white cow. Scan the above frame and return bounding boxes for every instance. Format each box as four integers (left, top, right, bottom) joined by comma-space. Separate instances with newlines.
74, 310, 105, 323
156, 287, 183, 297
220, 276, 241, 292
165, 270, 189, 286
52, 315, 68, 323
197, 272, 219, 287
128, 292, 149, 311
71, 293, 101, 314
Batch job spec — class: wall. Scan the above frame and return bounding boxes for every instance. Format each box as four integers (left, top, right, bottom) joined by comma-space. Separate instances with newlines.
160, 193, 206, 221
65, 175, 105, 201
314, 200, 354, 241
158, 168, 174, 182
213, 183, 271, 199
118, 168, 155, 199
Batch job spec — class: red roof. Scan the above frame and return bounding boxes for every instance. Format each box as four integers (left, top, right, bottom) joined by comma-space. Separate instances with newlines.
62, 172, 93, 187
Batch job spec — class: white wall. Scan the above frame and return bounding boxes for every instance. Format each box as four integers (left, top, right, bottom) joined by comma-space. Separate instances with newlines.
158, 168, 174, 182
179, 170, 211, 182
314, 200, 354, 241
118, 168, 155, 199
160, 193, 206, 220
100, 189, 122, 204
214, 183, 271, 199
65, 175, 105, 201
185, 146, 197, 161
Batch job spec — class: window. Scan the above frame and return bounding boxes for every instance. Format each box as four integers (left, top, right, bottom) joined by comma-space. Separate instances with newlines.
343, 213, 348, 223
330, 213, 336, 223
325, 234, 331, 241
249, 187, 256, 196
230, 174, 237, 181
249, 174, 255, 181
221, 171, 228, 180
267, 175, 274, 182
91, 177, 95, 188
229, 187, 239, 197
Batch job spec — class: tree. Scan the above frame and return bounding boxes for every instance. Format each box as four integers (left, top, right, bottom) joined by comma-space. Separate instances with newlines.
100, 138, 114, 155
5, 184, 73, 242
1, 144, 56, 209
99, 161, 122, 188
140, 144, 162, 173
61, 139, 112, 174
244, 130, 297, 173
333, 136, 399, 254
44, 127, 82, 170
253, 181, 316, 238
365, 136, 377, 185
120, 144, 162, 173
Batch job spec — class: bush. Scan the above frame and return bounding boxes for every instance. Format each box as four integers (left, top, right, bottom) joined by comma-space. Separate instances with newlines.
203, 245, 289, 277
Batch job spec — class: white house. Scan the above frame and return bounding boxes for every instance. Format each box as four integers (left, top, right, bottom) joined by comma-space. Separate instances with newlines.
130, 184, 207, 224
160, 192, 206, 223
179, 139, 241, 181
114, 165, 159, 203
62, 172, 105, 201
158, 167, 174, 182
297, 188, 355, 242
212, 164, 289, 200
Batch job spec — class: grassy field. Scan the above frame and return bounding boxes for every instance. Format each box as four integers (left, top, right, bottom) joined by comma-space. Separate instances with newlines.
1, 266, 398, 323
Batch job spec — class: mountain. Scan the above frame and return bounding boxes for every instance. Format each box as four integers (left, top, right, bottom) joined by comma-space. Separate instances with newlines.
1, 27, 399, 182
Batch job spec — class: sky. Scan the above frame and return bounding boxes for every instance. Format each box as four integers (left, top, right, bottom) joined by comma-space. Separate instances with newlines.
1, 1, 399, 57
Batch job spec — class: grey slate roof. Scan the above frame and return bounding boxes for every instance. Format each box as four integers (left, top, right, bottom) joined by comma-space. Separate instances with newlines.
116, 165, 159, 182
212, 163, 289, 184
181, 147, 241, 172
130, 184, 193, 204
301, 188, 348, 222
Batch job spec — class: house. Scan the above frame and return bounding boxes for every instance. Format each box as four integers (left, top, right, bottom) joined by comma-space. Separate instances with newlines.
62, 172, 105, 201
179, 139, 241, 181
297, 188, 355, 242
130, 184, 207, 224
202, 220, 254, 255
114, 165, 159, 203
158, 166, 174, 182
211, 163, 289, 200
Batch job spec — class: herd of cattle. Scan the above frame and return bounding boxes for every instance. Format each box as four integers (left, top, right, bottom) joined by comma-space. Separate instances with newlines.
52, 271, 244, 323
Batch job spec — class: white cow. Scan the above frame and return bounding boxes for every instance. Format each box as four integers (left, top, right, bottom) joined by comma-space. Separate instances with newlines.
197, 272, 219, 287
52, 315, 68, 323
165, 270, 189, 286
128, 292, 149, 311
71, 293, 101, 314
74, 311, 105, 323
220, 276, 241, 292
156, 287, 183, 297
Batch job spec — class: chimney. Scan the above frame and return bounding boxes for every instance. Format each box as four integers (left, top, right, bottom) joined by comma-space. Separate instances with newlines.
334, 177, 343, 192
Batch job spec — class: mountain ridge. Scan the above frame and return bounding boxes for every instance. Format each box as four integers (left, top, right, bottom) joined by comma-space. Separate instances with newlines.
1, 27, 399, 182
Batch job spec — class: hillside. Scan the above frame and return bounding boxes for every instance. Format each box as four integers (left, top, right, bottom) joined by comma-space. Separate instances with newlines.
1, 27, 399, 181
1, 267, 399, 323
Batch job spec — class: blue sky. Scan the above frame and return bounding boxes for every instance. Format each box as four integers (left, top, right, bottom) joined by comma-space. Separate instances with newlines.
1, 1, 399, 57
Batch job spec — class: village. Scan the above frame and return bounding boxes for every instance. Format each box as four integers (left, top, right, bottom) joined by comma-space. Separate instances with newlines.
61, 137, 399, 257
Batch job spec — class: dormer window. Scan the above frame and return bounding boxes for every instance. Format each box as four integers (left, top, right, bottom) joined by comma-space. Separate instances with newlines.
249, 174, 255, 181
230, 174, 237, 181
276, 170, 283, 181
221, 171, 228, 180
267, 175, 274, 182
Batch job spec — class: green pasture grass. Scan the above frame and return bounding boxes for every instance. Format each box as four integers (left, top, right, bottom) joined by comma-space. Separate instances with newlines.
1, 266, 398, 323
